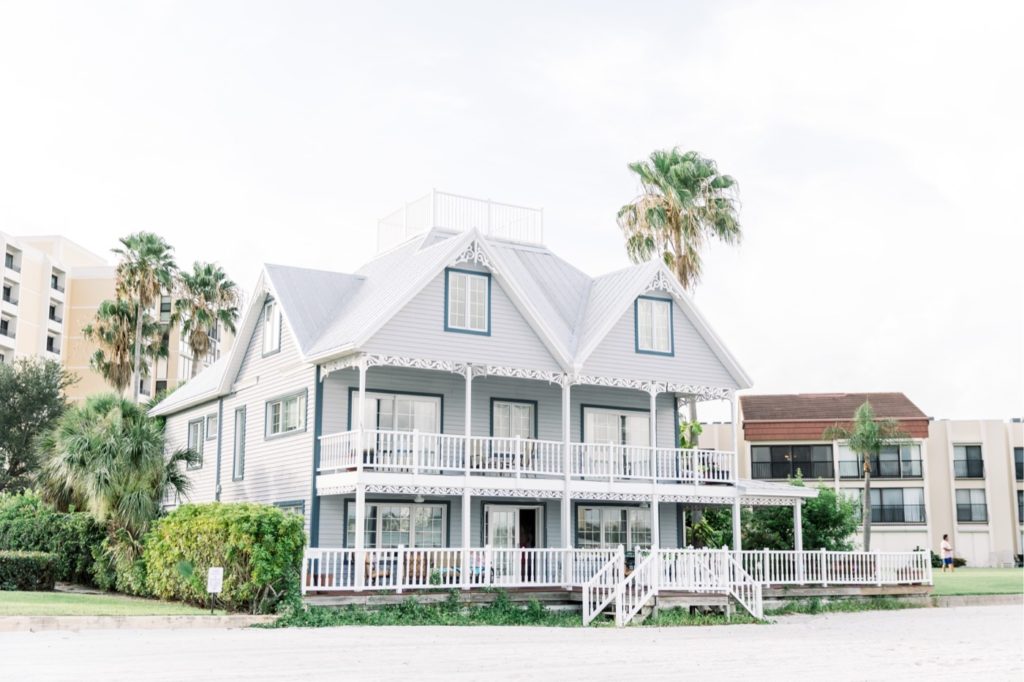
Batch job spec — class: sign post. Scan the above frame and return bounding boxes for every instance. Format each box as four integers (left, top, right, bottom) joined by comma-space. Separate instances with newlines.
206, 567, 223, 614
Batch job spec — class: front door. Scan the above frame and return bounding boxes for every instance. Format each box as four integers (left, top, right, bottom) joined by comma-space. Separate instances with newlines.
486, 505, 542, 584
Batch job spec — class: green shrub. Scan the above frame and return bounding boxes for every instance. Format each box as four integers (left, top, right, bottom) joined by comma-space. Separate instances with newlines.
0, 550, 58, 591
0, 492, 104, 585
143, 502, 306, 614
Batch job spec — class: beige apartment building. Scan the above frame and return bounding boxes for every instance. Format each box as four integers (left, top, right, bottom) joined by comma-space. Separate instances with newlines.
1, 232, 233, 401
700, 393, 1024, 567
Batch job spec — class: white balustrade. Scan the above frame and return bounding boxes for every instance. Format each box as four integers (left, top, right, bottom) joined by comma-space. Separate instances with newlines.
740, 549, 932, 586
318, 432, 359, 472
582, 546, 624, 626
619, 547, 658, 625
468, 436, 564, 476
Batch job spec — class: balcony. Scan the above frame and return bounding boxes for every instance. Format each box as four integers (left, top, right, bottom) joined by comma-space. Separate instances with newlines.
752, 461, 834, 480
870, 504, 927, 524
953, 460, 984, 479
319, 429, 737, 485
377, 190, 544, 252
839, 458, 923, 479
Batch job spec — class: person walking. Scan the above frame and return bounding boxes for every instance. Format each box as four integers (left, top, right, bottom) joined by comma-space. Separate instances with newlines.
940, 534, 955, 573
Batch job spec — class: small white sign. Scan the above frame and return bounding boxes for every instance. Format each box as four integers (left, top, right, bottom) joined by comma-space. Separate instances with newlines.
206, 567, 224, 594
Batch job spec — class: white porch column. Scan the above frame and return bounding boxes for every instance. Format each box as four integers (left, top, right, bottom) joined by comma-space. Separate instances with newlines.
793, 501, 804, 553
462, 489, 472, 588
356, 358, 367, 469
732, 496, 742, 556
561, 378, 572, 549
464, 365, 473, 475
354, 483, 366, 590
730, 392, 740, 481
651, 495, 660, 550
648, 388, 658, 473
794, 500, 805, 583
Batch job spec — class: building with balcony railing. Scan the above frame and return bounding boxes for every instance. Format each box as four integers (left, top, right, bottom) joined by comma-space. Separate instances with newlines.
150, 191, 816, 582
698, 395, 1024, 567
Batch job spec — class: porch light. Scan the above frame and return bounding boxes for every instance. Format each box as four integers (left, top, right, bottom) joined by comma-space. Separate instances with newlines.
413, 494, 424, 504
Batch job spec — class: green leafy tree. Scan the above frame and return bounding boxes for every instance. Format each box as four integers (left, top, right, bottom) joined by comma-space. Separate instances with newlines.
0, 358, 76, 493
83, 298, 166, 394
35, 394, 198, 577
174, 262, 240, 378
823, 401, 910, 551
691, 477, 860, 551
113, 232, 177, 401
618, 148, 741, 290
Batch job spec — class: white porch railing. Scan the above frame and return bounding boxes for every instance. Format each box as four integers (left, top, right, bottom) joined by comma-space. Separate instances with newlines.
619, 547, 658, 626
740, 549, 933, 586
303, 546, 931, 625
582, 546, 624, 626
377, 190, 544, 251
319, 429, 737, 485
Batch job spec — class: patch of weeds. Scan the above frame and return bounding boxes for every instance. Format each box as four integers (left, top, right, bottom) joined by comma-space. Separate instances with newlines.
766, 596, 921, 616
264, 589, 580, 628
643, 607, 761, 627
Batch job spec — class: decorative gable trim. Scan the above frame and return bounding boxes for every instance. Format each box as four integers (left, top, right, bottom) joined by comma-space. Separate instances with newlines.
452, 240, 492, 269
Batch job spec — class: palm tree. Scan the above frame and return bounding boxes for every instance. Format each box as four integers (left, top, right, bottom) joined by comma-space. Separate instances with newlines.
83, 299, 166, 394
823, 401, 910, 551
36, 394, 198, 564
617, 148, 741, 290
113, 233, 177, 401
174, 262, 241, 378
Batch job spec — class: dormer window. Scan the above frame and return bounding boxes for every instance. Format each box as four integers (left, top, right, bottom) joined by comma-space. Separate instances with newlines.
262, 299, 282, 354
445, 268, 490, 335
634, 296, 673, 355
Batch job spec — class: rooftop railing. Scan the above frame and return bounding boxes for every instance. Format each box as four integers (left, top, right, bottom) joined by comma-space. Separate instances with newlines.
377, 190, 544, 252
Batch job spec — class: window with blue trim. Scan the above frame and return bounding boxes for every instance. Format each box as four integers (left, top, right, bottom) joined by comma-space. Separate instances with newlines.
635, 297, 672, 354
446, 269, 489, 333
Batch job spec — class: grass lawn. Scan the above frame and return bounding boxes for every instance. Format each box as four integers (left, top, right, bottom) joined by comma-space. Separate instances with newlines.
931, 568, 1024, 596
0, 591, 223, 616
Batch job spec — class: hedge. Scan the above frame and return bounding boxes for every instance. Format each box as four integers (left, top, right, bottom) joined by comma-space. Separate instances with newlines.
0, 492, 104, 585
0, 550, 58, 591
143, 503, 306, 614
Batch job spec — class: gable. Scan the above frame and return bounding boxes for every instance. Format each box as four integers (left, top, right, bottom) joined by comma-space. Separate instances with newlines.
362, 264, 562, 371
580, 291, 739, 388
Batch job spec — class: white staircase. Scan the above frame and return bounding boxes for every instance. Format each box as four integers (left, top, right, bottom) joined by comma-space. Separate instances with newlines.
584, 547, 764, 627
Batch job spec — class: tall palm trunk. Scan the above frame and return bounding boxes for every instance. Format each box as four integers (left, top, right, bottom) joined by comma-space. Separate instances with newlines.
190, 343, 203, 379
862, 452, 872, 551
131, 299, 143, 401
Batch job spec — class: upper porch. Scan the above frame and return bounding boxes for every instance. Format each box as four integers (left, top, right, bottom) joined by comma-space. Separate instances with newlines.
315, 352, 740, 493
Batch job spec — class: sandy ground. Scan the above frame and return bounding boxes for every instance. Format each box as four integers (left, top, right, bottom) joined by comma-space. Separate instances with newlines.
1, 605, 1021, 681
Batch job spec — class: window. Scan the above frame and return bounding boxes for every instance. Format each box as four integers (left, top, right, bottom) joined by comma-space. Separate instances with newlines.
345, 503, 446, 548
187, 419, 204, 469
445, 269, 489, 334
357, 391, 441, 433
583, 407, 649, 446
492, 400, 535, 439
3, 253, 12, 268
576, 506, 652, 549
1018, 491, 1023, 524
155, 380, 167, 394
868, 488, 925, 524
50, 273, 60, 290
838, 444, 922, 479
752, 444, 833, 480
275, 500, 305, 517
160, 295, 172, 324
206, 413, 218, 440
955, 489, 987, 523
232, 407, 246, 480
266, 392, 306, 438
1015, 447, 1022, 481
953, 445, 984, 479
2, 285, 12, 303
635, 297, 673, 355
262, 299, 282, 354
46, 336, 57, 353
0, 319, 9, 336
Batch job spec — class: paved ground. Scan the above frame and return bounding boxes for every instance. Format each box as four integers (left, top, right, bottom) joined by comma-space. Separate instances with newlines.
1, 605, 1020, 681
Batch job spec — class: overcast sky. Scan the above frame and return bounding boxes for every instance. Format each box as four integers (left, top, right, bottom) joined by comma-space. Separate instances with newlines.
1, 1, 1021, 419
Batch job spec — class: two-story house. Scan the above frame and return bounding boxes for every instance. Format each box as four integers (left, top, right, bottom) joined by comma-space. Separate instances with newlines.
150, 193, 815, 576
